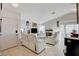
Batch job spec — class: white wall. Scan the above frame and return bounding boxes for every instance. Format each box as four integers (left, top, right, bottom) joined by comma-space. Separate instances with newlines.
42, 12, 77, 31
0, 4, 20, 50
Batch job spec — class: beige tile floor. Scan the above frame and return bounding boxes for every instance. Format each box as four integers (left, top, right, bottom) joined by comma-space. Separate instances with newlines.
0, 45, 36, 56
0, 44, 64, 56
0, 32, 65, 56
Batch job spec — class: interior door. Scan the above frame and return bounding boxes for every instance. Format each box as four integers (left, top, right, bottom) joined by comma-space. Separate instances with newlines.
0, 17, 19, 50
0, 3, 19, 51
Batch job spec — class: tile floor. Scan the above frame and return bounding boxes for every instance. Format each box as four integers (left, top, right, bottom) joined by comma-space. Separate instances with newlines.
0, 43, 65, 56
0, 27, 65, 56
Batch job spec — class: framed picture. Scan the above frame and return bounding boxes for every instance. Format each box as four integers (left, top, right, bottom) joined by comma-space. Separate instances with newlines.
32, 22, 37, 27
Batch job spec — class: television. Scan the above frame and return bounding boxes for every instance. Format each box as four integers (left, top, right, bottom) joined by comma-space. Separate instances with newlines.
31, 28, 37, 33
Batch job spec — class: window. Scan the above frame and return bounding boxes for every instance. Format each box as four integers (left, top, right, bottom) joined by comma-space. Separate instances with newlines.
65, 24, 78, 37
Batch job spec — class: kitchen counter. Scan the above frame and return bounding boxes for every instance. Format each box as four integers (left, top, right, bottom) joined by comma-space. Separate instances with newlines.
65, 37, 79, 40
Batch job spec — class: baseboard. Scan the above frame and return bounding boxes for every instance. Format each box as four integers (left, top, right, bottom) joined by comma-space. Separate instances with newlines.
22, 45, 45, 55
21, 45, 38, 54
0, 45, 18, 52
46, 43, 55, 46
37, 48, 46, 55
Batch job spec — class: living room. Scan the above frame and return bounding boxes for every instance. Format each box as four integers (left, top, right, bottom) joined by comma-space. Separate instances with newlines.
0, 3, 79, 56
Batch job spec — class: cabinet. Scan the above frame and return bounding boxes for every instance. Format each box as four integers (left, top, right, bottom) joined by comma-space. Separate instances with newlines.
65, 38, 79, 56
21, 33, 46, 54
36, 37, 45, 53
21, 33, 36, 52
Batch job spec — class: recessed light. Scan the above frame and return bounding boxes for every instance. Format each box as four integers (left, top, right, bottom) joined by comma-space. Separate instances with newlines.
52, 12, 55, 14
11, 3, 19, 8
